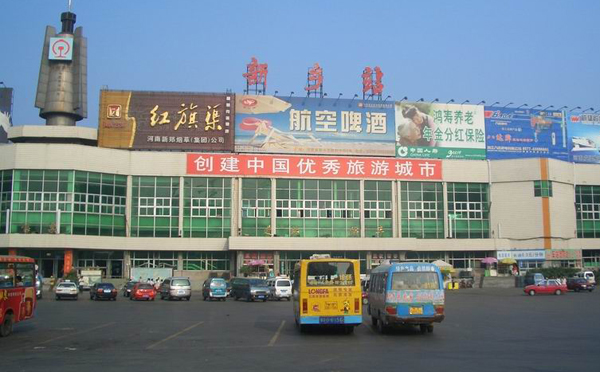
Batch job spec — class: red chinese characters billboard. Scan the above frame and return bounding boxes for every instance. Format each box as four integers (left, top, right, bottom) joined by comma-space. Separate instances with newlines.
186, 153, 441, 180
98, 90, 234, 151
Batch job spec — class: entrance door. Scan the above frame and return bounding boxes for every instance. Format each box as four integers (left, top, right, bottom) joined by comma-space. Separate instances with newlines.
42, 259, 54, 278
57, 259, 65, 278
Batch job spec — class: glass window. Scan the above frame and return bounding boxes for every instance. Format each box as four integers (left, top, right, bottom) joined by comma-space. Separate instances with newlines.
401, 182, 444, 239
306, 261, 355, 286
391, 272, 439, 290
447, 183, 490, 239
534, 180, 553, 197
0, 263, 15, 288
131, 177, 180, 238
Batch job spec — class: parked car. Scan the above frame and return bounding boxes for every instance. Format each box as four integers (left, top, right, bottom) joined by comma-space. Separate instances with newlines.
122, 280, 138, 297
230, 277, 270, 302
267, 277, 292, 301
90, 283, 118, 301
202, 278, 228, 301
567, 278, 595, 292
55, 282, 79, 300
573, 271, 596, 285
130, 283, 156, 301
524, 279, 567, 296
35, 274, 43, 299
524, 272, 545, 286
159, 277, 192, 301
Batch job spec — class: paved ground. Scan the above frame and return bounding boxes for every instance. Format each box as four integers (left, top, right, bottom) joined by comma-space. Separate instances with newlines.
2, 288, 599, 372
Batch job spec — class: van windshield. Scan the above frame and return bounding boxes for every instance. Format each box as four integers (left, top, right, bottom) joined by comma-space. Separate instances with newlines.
276, 280, 291, 287
391, 272, 439, 290
211, 279, 226, 287
249, 279, 267, 286
306, 262, 355, 287
172, 279, 190, 286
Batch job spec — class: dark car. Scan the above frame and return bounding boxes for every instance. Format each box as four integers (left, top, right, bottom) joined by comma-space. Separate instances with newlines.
230, 277, 270, 302
567, 278, 595, 292
122, 281, 138, 297
90, 283, 118, 301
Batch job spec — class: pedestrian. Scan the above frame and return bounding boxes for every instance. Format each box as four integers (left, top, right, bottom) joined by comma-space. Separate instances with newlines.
49, 275, 56, 291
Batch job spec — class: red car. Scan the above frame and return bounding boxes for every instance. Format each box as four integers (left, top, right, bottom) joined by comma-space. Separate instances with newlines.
524, 279, 567, 296
130, 283, 156, 301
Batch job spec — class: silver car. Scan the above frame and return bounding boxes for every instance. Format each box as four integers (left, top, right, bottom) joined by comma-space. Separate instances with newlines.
55, 282, 79, 300
159, 277, 192, 301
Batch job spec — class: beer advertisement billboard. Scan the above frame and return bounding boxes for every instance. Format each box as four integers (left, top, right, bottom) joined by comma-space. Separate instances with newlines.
98, 90, 234, 151
234, 95, 396, 156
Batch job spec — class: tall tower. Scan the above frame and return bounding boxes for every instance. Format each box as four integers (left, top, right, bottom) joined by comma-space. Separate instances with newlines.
35, 9, 87, 126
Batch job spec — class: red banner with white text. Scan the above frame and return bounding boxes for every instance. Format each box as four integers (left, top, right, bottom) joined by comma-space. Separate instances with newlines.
186, 154, 441, 180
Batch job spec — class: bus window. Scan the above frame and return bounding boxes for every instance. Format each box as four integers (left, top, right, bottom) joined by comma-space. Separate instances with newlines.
306, 261, 355, 286
0, 263, 15, 288
16, 263, 35, 287
391, 272, 440, 290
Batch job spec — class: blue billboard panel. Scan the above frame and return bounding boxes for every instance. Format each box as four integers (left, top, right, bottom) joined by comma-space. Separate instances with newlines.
568, 113, 600, 164
484, 108, 568, 161
235, 95, 396, 156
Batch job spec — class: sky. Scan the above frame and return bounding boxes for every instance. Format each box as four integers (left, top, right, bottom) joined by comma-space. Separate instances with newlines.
2, 0, 600, 128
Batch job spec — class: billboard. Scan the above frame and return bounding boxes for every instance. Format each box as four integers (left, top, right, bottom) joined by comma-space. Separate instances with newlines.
567, 113, 600, 163
485, 108, 568, 160
187, 153, 442, 181
98, 90, 234, 151
0, 87, 12, 144
395, 102, 486, 159
235, 95, 396, 156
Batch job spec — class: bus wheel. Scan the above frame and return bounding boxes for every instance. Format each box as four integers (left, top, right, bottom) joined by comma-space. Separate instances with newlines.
427, 325, 434, 333
0, 314, 13, 337
371, 316, 378, 327
419, 324, 427, 334
343, 326, 354, 335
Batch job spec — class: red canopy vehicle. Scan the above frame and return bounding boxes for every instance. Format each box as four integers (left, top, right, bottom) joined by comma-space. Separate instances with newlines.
0, 256, 37, 337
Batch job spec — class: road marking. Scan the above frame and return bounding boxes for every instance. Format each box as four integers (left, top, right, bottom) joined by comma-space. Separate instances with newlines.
36, 322, 116, 346
146, 321, 204, 350
268, 320, 286, 347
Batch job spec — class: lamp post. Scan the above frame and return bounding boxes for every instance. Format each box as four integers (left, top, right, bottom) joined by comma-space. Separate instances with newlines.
431, 98, 439, 103
489, 101, 500, 107
530, 104, 542, 110
446, 99, 455, 104
542, 105, 554, 111
384, 95, 392, 102
502, 102, 514, 109
516, 104, 528, 109
569, 106, 581, 113
476, 100, 486, 105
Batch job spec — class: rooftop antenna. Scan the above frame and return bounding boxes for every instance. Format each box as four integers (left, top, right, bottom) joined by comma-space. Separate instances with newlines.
68, 0, 72, 12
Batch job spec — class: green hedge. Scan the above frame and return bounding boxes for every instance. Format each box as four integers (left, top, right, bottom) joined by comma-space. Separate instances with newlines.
529, 267, 579, 279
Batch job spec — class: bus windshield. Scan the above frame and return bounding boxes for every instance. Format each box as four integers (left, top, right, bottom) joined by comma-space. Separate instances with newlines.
306, 261, 355, 287
391, 272, 439, 290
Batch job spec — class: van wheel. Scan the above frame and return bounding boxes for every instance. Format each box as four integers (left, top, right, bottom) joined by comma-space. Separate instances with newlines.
427, 325, 434, 333
575, 288, 580, 292
371, 316, 378, 327
419, 324, 428, 334
528, 290, 535, 296
246, 296, 252, 302
203, 296, 207, 301
377, 317, 387, 334
554, 290, 562, 295
0, 314, 13, 337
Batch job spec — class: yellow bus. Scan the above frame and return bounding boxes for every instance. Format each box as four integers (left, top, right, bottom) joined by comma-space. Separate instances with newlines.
292, 255, 362, 334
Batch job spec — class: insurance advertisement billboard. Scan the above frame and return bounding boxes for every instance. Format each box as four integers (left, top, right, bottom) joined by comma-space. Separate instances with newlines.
395, 102, 486, 159
98, 90, 234, 151
234, 95, 396, 156
485, 108, 568, 161
567, 113, 600, 163
187, 153, 442, 181
0, 87, 12, 144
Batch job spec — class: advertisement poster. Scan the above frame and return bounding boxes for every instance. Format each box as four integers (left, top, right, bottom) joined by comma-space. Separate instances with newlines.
235, 95, 396, 156
568, 113, 600, 163
98, 90, 234, 152
0, 87, 12, 144
485, 108, 568, 160
187, 153, 442, 181
395, 102, 486, 159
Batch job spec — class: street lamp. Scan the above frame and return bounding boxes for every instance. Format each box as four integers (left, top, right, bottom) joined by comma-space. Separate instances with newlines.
446, 99, 455, 104
581, 107, 594, 113
516, 104, 528, 109
431, 98, 439, 103
461, 100, 470, 105
502, 102, 514, 108
476, 100, 486, 105
489, 101, 500, 107
569, 106, 581, 113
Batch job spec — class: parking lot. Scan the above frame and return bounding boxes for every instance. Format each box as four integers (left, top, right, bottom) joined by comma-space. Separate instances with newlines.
2, 288, 600, 372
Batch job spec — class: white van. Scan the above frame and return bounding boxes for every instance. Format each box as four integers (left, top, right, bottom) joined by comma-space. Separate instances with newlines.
267, 277, 292, 301
575, 271, 596, 285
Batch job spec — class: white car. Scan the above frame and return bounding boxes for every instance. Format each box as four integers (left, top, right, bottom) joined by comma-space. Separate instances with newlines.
55, 282, 79, 300
267, 277, 292, 301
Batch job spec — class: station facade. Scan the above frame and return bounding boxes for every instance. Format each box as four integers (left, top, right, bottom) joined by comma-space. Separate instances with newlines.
1, 135, 600, 280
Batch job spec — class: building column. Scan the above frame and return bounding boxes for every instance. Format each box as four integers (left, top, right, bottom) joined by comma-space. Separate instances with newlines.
443, 182, 450, 238
177, 252, 184, 271
126, 176, 133, 238
124, 251, 131, 280
271, 178, 276, 237
274, 251, 280, 276
232, 177, 241, 237
359, 179, 365, 238
394, 181, 401, 238
236, 251, 245, 276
